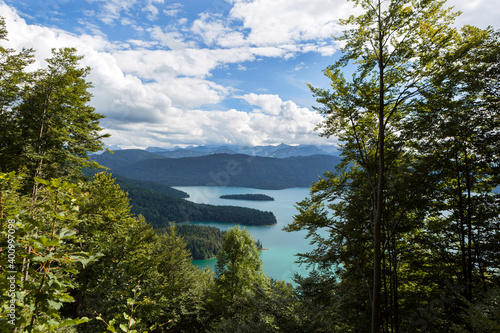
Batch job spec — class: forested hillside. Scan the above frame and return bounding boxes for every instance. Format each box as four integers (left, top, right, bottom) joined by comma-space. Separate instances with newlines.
163, 225, 225, 260
117, 175, 277, 227
92, 151, 341, 189
112, 174, 190, 198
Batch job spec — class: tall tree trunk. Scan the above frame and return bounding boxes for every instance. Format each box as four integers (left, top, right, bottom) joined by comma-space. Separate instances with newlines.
455, 151, 467, 295
373, 8, 385, 329
465, 151, 473, 301
32, 99, 49, 199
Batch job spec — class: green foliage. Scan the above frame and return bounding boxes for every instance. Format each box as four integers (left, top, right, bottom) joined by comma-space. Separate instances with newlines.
288, 0, 500, 332
95, 282, 152, 333
170, 224, 225, 260
0, 17, 34, 175
58, 173, 214, 333
134, 227, 213, 332
0, 173, 93, 332
213, 279, 301, 333
210, 226, 270, 328
0, 45, 108, 194
63, 172, 155, 331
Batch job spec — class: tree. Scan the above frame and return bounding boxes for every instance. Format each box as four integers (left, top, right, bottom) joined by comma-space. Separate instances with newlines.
1, 47, 108, 196
407, 26, 500, 319
64, 172, 157, 331
136, 227, 213, 332
212, 226, 268, 323
0, 172, 94, 332
0, 17, 34, 174
60, 173, 215, 332
287, 0, 471, 331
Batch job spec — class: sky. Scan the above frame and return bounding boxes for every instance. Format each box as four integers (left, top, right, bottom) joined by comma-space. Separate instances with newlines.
1, 0, 498, 149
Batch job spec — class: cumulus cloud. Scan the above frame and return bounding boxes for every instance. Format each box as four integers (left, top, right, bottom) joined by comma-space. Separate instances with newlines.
240, 93, 284, 116
2, 0, 496, 149
191, 13, 247, 48
234, 93, 325, 143
190, 1, 346, 55
0, 2, 330, 148
229, 0, 355, 46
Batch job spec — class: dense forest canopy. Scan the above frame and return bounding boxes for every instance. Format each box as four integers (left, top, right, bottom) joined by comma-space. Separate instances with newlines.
167, 225, 264, 260
1, 0, 499, 331
162, 225, 225, 260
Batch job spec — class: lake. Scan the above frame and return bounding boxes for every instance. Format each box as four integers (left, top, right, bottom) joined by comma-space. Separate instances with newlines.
173, 186, 316, 282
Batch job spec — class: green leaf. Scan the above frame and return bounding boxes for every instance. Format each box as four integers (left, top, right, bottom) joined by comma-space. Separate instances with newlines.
59, 317, 89, 326
119, 323, 128, 332
47, 299, 63, 310
57, 228, 77, 239
63, 267, 78, 274
35, 236, 60, 247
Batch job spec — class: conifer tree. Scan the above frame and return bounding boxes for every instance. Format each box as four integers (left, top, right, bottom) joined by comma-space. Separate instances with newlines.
1, 46, 108, 196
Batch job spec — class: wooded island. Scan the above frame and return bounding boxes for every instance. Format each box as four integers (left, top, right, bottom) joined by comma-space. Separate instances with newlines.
220, 194, 275, 201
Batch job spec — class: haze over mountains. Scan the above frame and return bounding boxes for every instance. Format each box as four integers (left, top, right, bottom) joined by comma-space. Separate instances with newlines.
105, 143, 340, 159
92, 148, 341, 190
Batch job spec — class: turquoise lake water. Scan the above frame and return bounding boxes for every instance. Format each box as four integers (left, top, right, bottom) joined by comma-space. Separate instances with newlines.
173, 186, 316, 282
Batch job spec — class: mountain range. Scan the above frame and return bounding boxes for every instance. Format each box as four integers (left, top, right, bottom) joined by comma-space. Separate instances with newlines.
92, 149, 341, 190
105, 143, 340, 159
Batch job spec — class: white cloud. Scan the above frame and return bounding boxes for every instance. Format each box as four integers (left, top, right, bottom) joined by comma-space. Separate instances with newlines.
240, 93, 283, 116
191, 12, 247, 48
3, 0, 497, 150
143, 0, 164, 21
110, 45, 293, 81
148, 79, 231, 109
447, 0, 498, 29
163, 3, 183, 17
148, 25, 192, 49
228, 0, 354, 46
91, 0, 138, 25
0, 2, 329, 149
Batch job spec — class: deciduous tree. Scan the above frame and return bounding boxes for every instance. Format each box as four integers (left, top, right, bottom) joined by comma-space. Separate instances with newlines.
287, 0, 477, 331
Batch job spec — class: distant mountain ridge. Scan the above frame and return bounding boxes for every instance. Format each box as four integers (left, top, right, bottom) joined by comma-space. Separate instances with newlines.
141, 143, 340, 159
92, 150, 341, 190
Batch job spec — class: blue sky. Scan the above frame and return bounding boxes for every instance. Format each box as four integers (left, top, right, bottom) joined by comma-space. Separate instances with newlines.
1, 0, 498, 149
